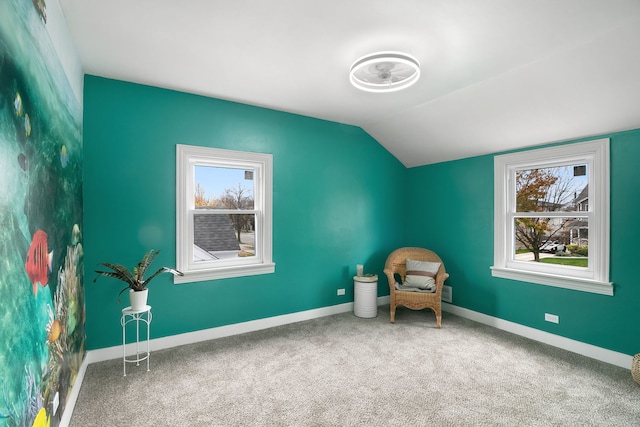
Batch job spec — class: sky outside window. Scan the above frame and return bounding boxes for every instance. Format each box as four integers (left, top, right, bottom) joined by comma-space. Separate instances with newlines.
195, 165, 254, 201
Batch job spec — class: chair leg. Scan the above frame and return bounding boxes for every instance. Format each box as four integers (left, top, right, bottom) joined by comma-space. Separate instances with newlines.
435, 310, 442, 328
390, 304, 396, 323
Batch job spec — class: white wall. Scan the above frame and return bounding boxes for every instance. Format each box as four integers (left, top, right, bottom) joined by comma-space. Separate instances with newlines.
46, 0, 84, 105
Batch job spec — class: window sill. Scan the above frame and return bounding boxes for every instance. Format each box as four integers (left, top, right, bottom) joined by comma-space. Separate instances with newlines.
490, 266, 613, 296
174, 262, 276, 284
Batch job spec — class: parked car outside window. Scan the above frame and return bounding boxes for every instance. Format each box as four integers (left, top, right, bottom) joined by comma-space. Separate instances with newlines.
539, 241, 566, 253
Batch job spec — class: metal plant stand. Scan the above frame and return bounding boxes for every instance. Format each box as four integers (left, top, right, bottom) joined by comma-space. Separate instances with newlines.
121, 305, 152, 376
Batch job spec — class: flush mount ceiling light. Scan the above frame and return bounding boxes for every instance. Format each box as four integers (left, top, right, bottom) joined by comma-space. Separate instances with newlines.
349, 51, 420, 93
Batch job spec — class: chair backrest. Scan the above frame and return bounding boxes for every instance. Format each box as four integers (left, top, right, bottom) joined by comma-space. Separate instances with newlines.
384, 247, 446, 284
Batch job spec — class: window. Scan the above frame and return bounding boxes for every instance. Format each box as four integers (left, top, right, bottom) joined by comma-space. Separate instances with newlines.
175, 145, 274, 283
491, 139, 611, 295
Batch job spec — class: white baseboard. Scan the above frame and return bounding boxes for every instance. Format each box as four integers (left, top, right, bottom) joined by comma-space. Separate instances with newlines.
87, 301, 359, 364
87, 296, 630, 369
442, 303, 632, 369
59, 354, 89, 427
379, 296, 629, 368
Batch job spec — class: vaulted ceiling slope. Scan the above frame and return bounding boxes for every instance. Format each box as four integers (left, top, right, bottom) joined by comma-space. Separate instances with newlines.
60, 0, 640, 167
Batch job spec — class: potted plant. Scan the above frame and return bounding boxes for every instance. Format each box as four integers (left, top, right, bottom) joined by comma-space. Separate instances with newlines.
94, 249, 183, 310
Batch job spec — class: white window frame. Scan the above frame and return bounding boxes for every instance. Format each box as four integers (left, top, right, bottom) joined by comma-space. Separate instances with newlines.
175, 144, 274, 283
491, 139, 612, 295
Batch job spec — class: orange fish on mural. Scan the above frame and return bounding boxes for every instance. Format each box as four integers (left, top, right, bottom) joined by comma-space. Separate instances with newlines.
48, 319, 62, 342
25, 230, 53, 295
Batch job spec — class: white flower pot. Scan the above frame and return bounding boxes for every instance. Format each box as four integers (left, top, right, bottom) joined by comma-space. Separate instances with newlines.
129, 289, 148, 311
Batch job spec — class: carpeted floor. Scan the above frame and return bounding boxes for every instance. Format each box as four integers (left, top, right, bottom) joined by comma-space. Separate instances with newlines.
70, 306, 640, 426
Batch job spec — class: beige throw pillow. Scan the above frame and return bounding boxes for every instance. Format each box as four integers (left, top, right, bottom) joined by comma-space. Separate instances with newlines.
404, 259, 441, 290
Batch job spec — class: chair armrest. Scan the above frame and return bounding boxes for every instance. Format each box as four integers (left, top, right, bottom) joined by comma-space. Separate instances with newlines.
434, 272, 449, 295
383, 268, 396, 292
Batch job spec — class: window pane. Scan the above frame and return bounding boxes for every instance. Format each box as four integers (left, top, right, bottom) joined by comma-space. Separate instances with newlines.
513, 217, 588, 267
193, 213, 256, 262
194, 165, 254, 209
515, 164, 588, 213
566, 218, 589, 247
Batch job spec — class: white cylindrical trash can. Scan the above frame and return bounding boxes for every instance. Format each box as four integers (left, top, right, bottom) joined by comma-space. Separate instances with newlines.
354, 274, 378, 318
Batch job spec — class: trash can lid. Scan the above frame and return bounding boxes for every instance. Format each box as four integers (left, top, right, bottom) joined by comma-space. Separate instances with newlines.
354, 274, 378, 282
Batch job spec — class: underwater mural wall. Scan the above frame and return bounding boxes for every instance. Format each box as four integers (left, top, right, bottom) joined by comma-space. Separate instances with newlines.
0, 1, 84, 426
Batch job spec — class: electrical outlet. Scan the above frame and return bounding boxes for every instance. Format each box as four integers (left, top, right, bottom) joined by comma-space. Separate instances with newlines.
337, 288, 345, 296
442, 285, 452, 303
545, 313, 559, 324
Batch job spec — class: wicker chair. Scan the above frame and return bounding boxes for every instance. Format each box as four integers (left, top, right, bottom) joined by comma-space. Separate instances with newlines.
383, 247, 449, 327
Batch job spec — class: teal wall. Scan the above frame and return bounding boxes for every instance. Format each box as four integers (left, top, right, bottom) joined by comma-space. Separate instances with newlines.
406, 130, 640, 356
83, 76, 407, 350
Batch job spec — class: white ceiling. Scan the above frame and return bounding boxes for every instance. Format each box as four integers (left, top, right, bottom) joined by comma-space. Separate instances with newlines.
59, 0, 640, 168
